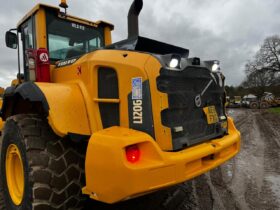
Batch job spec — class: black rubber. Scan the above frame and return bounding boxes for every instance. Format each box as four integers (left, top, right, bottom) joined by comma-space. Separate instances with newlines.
0, 114, 87, 210
249, 102, 259, 109
0, 134, 6, 210
0, 190, 4, 210
84, 182, 193, 210
259, 102, 268, 109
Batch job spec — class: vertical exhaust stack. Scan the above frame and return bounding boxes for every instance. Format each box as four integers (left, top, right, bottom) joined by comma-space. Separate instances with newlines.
128, 0, 143, 38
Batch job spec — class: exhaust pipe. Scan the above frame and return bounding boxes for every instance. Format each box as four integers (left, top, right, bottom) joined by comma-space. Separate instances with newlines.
128, 0, 143, 38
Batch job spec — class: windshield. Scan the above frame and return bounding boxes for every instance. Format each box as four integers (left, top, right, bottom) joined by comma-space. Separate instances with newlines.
46, 11, 104, 63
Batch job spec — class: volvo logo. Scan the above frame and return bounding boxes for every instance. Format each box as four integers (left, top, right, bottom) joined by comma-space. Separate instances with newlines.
195, 95, 202, 107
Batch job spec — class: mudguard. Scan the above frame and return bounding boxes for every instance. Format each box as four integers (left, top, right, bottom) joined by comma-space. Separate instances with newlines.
1, 82, 91, 137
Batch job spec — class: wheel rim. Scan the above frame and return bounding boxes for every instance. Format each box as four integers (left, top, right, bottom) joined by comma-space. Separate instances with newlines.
6, 144, 24, 205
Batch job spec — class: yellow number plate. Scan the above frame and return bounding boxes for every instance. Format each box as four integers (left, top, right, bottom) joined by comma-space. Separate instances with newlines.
203, 106, 219, 124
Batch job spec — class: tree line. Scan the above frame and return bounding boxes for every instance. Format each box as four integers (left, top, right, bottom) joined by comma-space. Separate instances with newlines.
227, 35, 280, 97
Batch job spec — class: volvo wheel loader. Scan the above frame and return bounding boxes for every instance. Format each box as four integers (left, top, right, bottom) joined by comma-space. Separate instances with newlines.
1, 0, 240, 209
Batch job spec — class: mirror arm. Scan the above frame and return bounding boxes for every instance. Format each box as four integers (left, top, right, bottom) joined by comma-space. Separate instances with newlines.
9, 28, 17, 32
16, 31, 22, 84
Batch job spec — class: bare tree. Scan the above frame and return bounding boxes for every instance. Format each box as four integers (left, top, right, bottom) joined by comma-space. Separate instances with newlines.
243, 35, 280, 88
256, 35, 280, 73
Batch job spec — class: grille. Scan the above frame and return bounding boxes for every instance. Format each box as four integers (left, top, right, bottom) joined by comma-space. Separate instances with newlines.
157, 66, 227, 150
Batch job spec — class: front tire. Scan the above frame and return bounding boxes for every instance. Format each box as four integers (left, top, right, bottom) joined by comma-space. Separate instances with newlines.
0, 115, 87, 210
249, 102, 259, 109
0, 132, 6, 210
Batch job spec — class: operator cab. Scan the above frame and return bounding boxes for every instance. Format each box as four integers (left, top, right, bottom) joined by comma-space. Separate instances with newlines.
46, 11, 107, 63
5, 1, 114, 82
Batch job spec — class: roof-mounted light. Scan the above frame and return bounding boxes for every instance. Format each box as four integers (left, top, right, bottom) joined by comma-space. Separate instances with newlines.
168, 55, 181, 69
205, 60, 221, 72
59, 0, 68, 8
212, 63, 220, 72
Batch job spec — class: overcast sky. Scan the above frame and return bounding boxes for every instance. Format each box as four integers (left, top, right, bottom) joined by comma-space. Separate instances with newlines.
0, 0, 279, 87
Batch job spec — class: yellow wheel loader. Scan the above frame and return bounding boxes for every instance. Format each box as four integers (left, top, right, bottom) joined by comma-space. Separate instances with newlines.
1, 0, 240, 209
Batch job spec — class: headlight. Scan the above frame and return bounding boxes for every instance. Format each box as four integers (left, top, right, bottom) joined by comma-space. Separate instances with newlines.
169, 55, 181, 69
212, 62, 220, 72
169, 58, 179, 68
204, 60, 221, 72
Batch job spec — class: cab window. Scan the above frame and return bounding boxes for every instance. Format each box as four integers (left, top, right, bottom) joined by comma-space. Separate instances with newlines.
22, 18, 35, 49
46, 11, 104, 63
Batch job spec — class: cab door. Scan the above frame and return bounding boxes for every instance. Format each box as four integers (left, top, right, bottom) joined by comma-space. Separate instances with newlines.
21, 17, 36, 80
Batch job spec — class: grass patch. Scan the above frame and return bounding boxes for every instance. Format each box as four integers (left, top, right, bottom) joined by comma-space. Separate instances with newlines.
269, 107, 280, 114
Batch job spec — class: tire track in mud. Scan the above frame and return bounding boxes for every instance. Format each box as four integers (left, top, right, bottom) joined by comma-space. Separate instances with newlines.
255, 112, 280, 208
207, 109, 280, 210
208, 109, 255, 210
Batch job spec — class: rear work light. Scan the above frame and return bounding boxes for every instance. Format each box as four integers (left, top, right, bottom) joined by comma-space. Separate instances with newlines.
126, 145, 141, 163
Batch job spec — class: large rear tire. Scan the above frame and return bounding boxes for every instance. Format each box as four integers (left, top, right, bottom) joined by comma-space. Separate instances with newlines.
0, 135, 6, 210
0, 114, 87, 210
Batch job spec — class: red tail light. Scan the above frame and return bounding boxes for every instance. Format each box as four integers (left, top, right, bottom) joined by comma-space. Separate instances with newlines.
126, 145, 141, 163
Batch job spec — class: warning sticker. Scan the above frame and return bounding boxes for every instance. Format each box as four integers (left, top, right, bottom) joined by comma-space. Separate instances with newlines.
39, 53, 49, 62
132, 77, 142, 100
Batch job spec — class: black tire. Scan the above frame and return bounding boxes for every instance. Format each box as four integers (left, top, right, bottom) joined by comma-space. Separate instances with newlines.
259, 102, 268, 109
0, 189, 5, 210
0, 135, 6, 210
0, 114, 87, 210
249, 102, 259, 109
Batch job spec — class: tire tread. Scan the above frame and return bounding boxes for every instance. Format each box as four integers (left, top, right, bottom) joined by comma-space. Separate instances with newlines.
3, 114, 86, 210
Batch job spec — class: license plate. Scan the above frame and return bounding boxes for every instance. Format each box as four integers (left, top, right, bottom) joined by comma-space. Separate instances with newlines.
203, 106, 219, 124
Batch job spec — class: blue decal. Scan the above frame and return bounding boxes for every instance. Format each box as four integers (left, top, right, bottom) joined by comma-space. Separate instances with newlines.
132, 77, 142, 100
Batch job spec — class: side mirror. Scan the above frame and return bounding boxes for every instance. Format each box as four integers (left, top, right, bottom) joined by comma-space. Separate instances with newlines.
5, 31, 18, 49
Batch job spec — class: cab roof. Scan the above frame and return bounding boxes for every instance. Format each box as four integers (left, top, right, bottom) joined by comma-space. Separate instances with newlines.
17, 3, 114, 30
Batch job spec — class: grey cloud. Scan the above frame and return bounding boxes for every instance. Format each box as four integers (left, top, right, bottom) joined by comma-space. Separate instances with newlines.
0, 0, 279, 87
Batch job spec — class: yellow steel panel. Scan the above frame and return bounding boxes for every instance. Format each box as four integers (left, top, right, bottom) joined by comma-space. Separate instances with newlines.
104, 26, 112, 46
52, 50, 151, 132
35, 9, 47, 49
144, 57, 173, 151
93, 98, 120, 103
83, 120, 240, 204
17, 4, 113, 29
36, 82, 91, 136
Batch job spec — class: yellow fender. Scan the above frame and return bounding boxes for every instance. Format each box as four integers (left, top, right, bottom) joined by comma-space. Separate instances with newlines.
1, 82, 91, 138
0, 118, 3, 134
36, 82, 91, 136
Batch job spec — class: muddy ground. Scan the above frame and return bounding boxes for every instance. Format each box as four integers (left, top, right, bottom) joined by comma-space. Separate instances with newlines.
87, 108, 280, 210
1, 109, 279, 210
